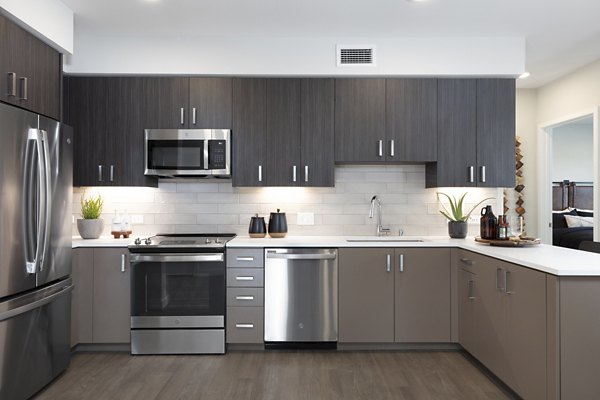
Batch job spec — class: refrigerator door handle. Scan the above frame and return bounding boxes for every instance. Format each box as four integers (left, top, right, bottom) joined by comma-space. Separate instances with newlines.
0, 282, 73, 323
25, 129, 46, 274
39, 129, 52, 271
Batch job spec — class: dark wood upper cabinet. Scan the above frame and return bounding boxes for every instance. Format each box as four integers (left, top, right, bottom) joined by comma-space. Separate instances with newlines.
265, 79, 301, 186
427, 78, 515, 188
386, 79, 437, 162
141, 77, 190, 129
426, 79, 477, 187
0, 14, 60, 120
476, 78, 516, 188
189, 77, 232, 129
233, 78, 335, 187
335, 79, 386, 163
232, 78, 267, 187
301, 78, 335, 187
65, 76, 157, 187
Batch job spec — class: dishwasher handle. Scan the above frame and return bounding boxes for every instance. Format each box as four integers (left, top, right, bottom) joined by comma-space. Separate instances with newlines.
265, 251, 336, 260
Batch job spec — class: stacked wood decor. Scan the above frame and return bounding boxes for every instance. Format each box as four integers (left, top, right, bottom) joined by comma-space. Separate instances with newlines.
504, 135, 525, 232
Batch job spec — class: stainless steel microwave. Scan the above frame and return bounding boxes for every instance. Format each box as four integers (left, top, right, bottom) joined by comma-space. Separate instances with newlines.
144, 129, 231, 178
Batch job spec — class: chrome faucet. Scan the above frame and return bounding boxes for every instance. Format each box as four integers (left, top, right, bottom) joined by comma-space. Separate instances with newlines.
369, 195, 390, 236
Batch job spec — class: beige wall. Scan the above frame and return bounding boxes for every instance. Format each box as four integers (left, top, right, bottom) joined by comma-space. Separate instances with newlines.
537, 59, 600, 124
516, 89, 538, 236
516, 59, 600, 237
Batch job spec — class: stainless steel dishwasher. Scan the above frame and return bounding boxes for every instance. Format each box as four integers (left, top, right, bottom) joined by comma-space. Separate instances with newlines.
264, 248, 338, 348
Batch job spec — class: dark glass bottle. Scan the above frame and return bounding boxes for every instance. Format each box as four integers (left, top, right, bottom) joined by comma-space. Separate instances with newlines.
498, 215, 509, 240
480, 205, 498, 239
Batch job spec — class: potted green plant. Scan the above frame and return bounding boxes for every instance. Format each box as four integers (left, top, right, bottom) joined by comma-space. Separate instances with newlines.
437, 192, 494, 239
77, 194, 104, 239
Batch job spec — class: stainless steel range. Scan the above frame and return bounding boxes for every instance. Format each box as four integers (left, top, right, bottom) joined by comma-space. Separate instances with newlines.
128, 234, 235, 355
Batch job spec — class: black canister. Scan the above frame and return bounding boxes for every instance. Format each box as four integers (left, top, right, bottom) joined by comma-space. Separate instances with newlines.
268, 209, 288, 238
480, 205, 498, 239
248, 214, 266, 238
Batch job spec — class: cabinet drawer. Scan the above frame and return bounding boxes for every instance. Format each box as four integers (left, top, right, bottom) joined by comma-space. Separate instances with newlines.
226, 268, 264, 287
227, 288, 264, 307
227, 306, 264, 343
227, 249, 264, 268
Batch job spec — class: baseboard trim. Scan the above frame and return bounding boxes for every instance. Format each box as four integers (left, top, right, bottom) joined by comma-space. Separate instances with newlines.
72, 343, 130, 353
337, 342, 461, 351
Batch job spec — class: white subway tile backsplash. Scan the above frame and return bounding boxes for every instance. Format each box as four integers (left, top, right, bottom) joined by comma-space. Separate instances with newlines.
72, 165, 503, 237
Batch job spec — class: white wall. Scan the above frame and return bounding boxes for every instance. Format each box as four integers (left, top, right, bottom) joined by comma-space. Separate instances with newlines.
73, 165, 502, 238
0, 0, 73, 53
63, 34, 525, 76
552, 122, 593, 182
515, 89, 538, 236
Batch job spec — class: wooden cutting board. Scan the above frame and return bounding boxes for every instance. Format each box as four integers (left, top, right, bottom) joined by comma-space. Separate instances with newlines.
475, 236, 541, 247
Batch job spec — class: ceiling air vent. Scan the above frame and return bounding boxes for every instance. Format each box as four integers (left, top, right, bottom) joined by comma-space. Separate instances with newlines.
337, 45, 376, 67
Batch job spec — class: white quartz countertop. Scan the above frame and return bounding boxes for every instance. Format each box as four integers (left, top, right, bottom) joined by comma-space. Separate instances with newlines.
72, 236, 133, 248
227, 236, 600, 276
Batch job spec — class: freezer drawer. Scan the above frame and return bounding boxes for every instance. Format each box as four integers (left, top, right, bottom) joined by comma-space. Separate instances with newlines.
0, 279, 72, 400
131, 329, 225, 355
264, 248, 338, 343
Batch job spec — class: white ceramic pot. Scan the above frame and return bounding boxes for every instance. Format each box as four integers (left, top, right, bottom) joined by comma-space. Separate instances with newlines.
77, 219, 104, 239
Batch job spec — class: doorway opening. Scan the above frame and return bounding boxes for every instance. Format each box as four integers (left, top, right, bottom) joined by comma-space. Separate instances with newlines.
538, 109, 600, 247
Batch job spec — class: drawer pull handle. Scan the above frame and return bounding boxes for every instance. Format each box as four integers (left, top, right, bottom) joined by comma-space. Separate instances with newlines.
460, 258, 474, 265
235, 276, 254, 281
235, 296, 255, 301
236, 323, 254, 329
236, 257, 254, 261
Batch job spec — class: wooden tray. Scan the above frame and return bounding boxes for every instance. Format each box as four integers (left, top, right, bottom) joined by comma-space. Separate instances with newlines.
475, 236, 541, 247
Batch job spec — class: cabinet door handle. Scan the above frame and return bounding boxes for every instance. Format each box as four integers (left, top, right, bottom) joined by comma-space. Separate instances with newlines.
236, 323, 254, 329
386, 254, 391, 272
468, 279, 475, 300
399, 254, 404, 272
235, 276, 254, 281
110, 165, 114, 182
6, 72, 16, 96
292, 165, 297, 182
504, 270, 512, 294
180, 107, 185, 125
19, 77, 28, 100
390, 140, 395, 157
98, 165, 103, 182
235, 296, 255, 301
304, 165, 309, 183
121, 254, 126, 273
236, 256, 254, 261
480, 166, 486, 183
192, 107, 197, 125
469, 166, 474, 183
258, 165, 263, 182
496, 268, 503, 291
378, 140, 383, 157
460, 258, 474, 265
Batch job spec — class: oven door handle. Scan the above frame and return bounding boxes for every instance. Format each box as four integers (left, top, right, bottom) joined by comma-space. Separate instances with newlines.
129, 253, 224, 263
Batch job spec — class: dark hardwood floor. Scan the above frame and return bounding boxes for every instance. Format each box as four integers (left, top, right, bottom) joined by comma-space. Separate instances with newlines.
35, 351, 513, 400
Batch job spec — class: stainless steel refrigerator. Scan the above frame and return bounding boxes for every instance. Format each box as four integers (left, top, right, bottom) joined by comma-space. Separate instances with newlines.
0, 102, 73, 400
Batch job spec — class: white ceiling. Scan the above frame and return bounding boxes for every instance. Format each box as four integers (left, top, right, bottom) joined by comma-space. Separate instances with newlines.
60, 0, 600, 88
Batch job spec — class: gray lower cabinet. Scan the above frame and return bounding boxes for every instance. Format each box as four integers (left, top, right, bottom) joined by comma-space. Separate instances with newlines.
339, 248, 395, 342
339, 248, 451, 343
458, 250, 546, 400
71, 248, 93, 347
71, 247, 131, 346
394, 248, 450, 342
226, 248, 264, 344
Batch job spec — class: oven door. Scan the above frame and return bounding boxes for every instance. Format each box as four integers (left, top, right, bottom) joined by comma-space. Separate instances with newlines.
130, 253, 225, 329
144, 129, 210, 176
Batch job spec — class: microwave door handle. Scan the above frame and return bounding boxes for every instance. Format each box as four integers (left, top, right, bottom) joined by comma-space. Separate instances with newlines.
203, 140, 209, 170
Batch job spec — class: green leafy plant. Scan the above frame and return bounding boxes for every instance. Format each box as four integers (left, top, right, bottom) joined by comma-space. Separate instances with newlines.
81, 194, 104, 219
437, 192, 494, 222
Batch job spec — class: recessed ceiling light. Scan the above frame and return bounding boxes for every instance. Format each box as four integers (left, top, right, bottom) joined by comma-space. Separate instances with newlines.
519, 72, 531, 79
406, 0, 430, 2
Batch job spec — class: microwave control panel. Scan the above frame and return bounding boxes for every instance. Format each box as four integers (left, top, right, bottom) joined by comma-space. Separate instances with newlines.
209, 140, 227, 169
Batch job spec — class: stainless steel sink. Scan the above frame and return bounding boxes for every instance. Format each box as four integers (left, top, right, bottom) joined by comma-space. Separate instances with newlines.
346, 237, 425, 243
